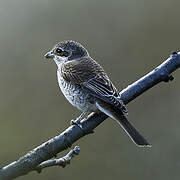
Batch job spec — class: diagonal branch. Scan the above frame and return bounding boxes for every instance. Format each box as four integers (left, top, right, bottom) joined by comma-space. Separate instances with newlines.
0, 52, 180, 180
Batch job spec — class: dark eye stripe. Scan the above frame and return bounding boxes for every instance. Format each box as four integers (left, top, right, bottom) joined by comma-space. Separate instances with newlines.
55, 48, 69, 57
61, 51, 69, 57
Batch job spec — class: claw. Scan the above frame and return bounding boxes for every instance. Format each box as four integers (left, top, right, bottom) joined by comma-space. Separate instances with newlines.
70, 119, 83, 129
70, 112, 87, 129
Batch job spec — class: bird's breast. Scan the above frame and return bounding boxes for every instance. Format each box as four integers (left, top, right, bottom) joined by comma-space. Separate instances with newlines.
57, 70, 96, 112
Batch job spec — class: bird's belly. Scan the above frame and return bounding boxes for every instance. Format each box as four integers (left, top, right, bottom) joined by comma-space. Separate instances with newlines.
57, 72, 96, 112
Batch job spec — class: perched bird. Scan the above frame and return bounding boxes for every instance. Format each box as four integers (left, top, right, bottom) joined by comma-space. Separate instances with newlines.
44, 40, 150, 147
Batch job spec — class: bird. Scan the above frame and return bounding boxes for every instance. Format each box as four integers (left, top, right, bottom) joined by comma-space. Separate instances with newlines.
44, 40, 150, 147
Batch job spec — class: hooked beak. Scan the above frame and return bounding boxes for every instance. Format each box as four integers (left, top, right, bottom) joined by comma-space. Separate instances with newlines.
44, 51, 54, 59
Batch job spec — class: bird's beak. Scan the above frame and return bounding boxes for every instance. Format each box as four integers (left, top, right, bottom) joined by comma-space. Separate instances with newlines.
44, 51, 54, 59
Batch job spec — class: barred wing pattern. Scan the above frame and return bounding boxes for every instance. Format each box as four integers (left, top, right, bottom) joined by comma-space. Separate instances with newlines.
83, 75, 128, 114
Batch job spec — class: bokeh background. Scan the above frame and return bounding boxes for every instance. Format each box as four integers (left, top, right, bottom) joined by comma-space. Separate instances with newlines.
0, 0, 180, 179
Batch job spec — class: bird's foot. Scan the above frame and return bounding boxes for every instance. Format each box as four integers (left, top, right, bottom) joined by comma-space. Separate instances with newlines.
70, 118, 83, 129
70, 112, 87, 129
71, 117, 95, 135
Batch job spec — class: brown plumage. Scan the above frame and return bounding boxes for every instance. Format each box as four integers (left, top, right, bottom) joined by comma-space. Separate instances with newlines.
44, 40, 150, 147
61, 57, 128, 112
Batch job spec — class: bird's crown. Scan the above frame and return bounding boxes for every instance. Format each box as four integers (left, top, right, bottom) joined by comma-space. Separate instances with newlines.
54, 40, 88, 60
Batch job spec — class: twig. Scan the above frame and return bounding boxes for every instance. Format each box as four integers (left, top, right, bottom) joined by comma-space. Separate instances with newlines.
35, 146, 80, 173
0, 52, 180, 180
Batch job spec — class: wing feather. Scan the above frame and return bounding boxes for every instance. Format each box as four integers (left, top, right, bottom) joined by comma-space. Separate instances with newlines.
61, 58, 128, 114
83, 75, 127, 113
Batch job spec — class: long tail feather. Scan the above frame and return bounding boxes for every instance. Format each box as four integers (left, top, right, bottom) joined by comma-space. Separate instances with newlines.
96, 101, 151, 147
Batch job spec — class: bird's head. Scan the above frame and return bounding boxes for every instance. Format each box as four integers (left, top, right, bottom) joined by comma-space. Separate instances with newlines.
44, 40, 89, 65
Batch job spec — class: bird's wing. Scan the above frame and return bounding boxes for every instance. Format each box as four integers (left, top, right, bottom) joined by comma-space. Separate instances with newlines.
61, 58, 127, 114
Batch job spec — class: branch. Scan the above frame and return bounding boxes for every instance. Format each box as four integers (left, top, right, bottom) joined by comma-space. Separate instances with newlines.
34, 146, 80, 173
0, 52, 180, 180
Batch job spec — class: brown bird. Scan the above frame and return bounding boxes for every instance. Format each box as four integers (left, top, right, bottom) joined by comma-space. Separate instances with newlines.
44, 40, 150, 147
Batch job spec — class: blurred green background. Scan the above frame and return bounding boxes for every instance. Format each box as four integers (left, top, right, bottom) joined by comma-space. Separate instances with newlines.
0, 0, 180, 179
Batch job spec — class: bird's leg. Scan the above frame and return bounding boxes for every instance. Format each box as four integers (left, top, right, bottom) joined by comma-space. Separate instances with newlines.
70, 111, 87, 128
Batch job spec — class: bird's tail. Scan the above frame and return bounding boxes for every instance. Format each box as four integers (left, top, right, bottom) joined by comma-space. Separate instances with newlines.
96, 101, 151, 147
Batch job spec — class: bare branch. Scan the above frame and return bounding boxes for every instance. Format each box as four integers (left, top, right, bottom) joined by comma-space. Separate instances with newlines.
0, 52, 180, 180
34, 146, 80, 173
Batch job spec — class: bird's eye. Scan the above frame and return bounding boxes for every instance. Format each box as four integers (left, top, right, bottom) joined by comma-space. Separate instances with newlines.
56, 48, 63, 54
56, 48, 69, 57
